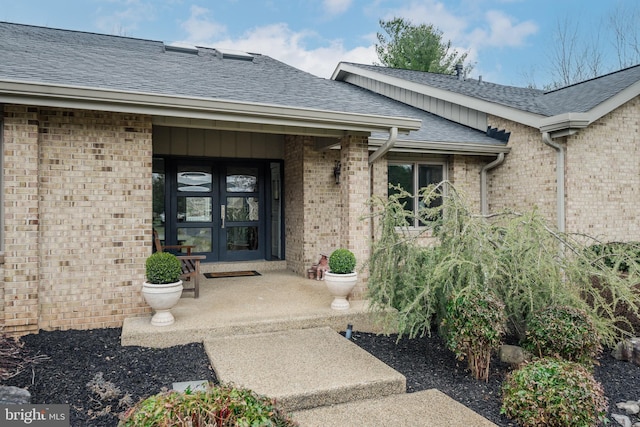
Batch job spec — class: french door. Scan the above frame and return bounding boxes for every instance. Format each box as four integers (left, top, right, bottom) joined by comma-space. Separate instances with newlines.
153, 158, 279, 262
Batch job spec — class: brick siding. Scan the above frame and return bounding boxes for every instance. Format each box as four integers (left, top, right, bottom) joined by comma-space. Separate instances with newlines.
565, 98, 640, 241
2, 106, 152, 334
487, 116, 558, 222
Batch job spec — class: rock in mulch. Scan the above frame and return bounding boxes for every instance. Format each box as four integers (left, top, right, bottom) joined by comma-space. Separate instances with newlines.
612, 337, 640, 366
612, 400, 640, 427
0, 385, 31, 404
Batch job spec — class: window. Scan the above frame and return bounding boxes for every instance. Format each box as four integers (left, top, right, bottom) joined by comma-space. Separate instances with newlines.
388, 162, 445, 227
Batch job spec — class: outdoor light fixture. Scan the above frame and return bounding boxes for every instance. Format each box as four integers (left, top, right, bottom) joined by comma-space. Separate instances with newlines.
345, 324, 353, 339
333, 161, 341, 185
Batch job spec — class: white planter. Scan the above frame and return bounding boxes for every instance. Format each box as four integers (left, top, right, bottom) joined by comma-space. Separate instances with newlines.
324, 272, 357, 310
142, 280, 183, 326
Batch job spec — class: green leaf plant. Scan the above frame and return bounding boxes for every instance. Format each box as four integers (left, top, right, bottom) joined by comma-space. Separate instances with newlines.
441, 287, 506, 381
501, 358, 608, 427
365, 181, 640, 353
118, 383, 297, 427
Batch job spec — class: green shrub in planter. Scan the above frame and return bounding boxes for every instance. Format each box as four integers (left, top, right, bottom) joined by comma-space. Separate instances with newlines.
145, 252, 182, 284
501, 357, 608, 427
522, 305, 602, 366
118, 383, 297, 426
441, 287, 506, 381
329, 248, 356, 274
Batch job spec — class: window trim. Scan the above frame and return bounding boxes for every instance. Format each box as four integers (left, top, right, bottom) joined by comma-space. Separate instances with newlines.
388, 160, 448, 228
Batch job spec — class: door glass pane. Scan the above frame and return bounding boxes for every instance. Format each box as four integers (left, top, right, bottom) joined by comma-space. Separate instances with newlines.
152, 158, 166, 236
227, 226, 258, 251
226, 197, 259, 221
226, 167, 258, 192
177, 227, 212, 253
178, 197, 212, 222
177, 166, 212, 192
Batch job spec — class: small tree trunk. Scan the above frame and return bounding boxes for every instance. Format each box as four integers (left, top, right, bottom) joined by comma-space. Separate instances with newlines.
468, 348, 491, 381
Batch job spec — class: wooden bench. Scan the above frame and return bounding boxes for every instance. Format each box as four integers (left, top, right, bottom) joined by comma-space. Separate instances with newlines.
153, 230, 204, 298
176, 255, 205, 298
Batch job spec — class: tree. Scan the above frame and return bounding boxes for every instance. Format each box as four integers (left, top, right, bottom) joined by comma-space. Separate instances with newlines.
375, 17, 473, 75
546, 16, 605, 89
524, 3, 640, 90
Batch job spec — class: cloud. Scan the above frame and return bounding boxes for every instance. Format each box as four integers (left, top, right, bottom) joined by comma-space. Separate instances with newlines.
323, 0, 352, 16
467, 10, 538, 49
95, 0, 157, 36
176, 7, 376, 78
381, 0, 469, 42
180, 5, 227, 43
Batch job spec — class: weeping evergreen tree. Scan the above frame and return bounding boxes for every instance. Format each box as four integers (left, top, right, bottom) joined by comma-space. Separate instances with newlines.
365, 182, 640, 347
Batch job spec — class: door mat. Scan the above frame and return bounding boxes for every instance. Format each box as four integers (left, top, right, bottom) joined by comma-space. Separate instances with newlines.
204, 271, 261, 279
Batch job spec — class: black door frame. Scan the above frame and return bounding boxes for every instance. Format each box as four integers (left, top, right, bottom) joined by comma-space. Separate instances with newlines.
157, 156, 282, 263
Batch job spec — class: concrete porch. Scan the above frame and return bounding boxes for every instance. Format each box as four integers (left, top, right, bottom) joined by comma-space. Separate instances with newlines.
121, 263, 388, 348
120, 262, 497, 426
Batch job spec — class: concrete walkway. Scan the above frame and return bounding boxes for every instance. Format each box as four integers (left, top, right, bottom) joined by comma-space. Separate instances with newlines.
122, 268, 497, 426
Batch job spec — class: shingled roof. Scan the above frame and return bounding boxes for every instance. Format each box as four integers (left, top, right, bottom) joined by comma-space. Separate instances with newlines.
338, 62, 640, 118
0, 21, 506, 150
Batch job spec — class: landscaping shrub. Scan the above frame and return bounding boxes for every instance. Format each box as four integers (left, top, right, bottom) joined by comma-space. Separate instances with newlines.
145, 251, 182, 284
523, 305, 601, 365
118, 383, 297, 427
366, 182, 640, 354
442, 288, 506, 381
501, 358, 608, 427
328, 248, 356, 274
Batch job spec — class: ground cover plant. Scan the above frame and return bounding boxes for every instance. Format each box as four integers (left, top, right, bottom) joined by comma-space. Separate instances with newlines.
501, 357, 608, 427
119, 383, 297, 427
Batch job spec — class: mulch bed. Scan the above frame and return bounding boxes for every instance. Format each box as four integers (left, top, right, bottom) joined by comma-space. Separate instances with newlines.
3, 328, 640, 426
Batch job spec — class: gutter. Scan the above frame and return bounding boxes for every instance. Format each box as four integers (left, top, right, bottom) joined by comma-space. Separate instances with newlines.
368, 127, 398, 164
480, 153, 505, 215
542, 132, 565, 233
0, 80, 422, 135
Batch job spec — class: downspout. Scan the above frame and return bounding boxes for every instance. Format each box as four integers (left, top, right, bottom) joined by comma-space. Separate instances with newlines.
369, 127, 398, 250
480, 153, 504, 215
369, 127, 398, 165
542, 132, 565, 233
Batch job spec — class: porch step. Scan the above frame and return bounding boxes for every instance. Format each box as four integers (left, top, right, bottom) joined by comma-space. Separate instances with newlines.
121, 269, 391, 348
203, 327, 406, 412
290, 388, 498, 426
121, 299, 385, 348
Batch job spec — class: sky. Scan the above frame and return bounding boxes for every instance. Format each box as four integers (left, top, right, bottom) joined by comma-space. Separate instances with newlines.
1, 0, 638, 87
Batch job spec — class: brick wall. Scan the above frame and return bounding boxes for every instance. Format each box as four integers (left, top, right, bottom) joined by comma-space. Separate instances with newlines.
449, 154, 485, 212
487, 116, 557, 221
3, 105, 40, 335
284, 135, 342, 276
2, 106, 152, 334
340, 135, 370, 296
284, 135, 306, 275
565, 97, 640, 241
283, 134, 369, 297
